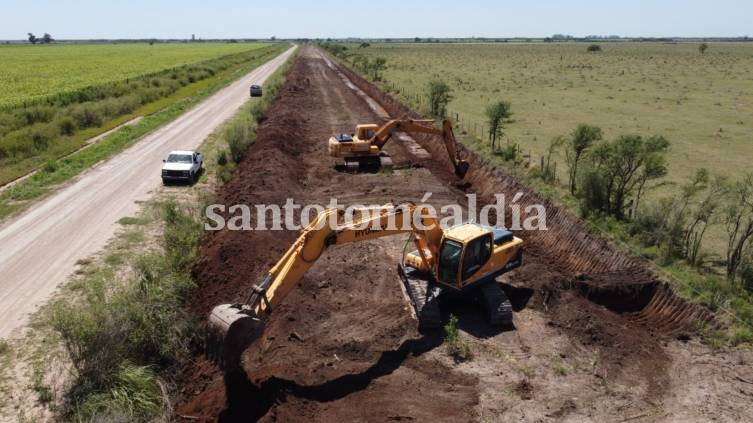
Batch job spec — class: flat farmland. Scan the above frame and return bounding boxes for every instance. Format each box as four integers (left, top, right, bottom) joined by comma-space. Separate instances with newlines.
0, 42, 269, 108
356, 42, 753, 187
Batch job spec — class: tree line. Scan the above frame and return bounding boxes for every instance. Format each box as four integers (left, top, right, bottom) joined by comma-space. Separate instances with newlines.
27, 32, 53, 44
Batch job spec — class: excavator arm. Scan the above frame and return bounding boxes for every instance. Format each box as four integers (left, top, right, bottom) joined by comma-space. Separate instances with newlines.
244, 202, 442, 316
369, 119, 469, 178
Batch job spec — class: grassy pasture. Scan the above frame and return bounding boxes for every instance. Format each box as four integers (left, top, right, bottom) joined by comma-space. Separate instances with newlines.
0, 43, 269, 108
355, 42, 753, 189
353, 42, 753, 258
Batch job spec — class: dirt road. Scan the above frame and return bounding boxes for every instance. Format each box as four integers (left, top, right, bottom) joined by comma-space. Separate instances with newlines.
0, 46, 296, 339
173, 45, 753, 422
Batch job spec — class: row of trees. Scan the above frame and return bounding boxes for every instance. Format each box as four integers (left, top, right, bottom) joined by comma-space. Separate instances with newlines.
319, 42, 388, 82
422, 78, 752, 284
562, 123, 753, 283
28, 32, 53, 44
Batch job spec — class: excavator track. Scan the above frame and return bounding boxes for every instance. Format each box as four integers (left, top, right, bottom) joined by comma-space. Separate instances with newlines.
398, 264, 442, 330
479, 282, 513, 327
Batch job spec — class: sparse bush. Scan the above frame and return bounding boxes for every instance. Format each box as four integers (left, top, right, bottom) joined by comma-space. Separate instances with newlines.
29, 124, 57, 151
731, 325, 753, 346
444, 314, 473, 362
73, 105, 103, 128
427, 80, 452, 119
496, 142, 521, 163
225, 121, 251, 163
216, 149, 228, 166
42, 161, 58, 174
565, 124, 602, 194
485, 101, 513, 150
58, 116, 76, 135
21, 105, 55, 125
75, 364, 162, 422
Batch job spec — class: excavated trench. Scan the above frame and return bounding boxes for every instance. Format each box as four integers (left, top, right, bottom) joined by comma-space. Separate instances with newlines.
175, 47, 719, 422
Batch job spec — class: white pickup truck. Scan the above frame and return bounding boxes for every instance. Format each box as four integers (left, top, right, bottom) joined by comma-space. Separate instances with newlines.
161, 150, 203, 184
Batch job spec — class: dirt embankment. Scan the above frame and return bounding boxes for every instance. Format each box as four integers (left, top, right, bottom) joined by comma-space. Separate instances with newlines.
173, 46, 751, 423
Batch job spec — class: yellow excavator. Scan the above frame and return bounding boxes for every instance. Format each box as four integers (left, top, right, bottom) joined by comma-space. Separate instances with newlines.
208, 201, 523, 365
327, 119, 470, 178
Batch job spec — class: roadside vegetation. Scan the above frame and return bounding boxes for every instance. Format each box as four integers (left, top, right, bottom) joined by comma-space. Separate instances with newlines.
0, 43, 283, 187
0, 45, 286, 221
328, 41, 753, 344
0, 48, 300, 421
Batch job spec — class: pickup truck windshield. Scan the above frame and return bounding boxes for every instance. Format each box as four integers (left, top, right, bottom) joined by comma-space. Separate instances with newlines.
167, 154, 193, 163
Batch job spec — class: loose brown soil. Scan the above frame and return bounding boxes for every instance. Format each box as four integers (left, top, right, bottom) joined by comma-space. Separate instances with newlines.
173, 46, 753, 422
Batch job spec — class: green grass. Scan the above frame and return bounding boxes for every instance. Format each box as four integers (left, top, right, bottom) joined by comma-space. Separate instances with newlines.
353, 43, 753, 205
0, 43, 269, 108
0, 44, 287, 221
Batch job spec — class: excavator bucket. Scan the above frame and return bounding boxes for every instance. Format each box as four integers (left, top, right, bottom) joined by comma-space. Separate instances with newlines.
207, 304, 265, 369
455, 160, 470, 179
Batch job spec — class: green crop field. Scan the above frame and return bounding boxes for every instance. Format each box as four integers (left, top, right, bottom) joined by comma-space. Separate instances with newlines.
0, 43, 269, 108
353, 42, 753, 188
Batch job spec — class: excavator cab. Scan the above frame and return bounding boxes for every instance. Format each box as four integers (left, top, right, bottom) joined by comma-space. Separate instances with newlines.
400, 224, 523, 329
355, 124, 377, 142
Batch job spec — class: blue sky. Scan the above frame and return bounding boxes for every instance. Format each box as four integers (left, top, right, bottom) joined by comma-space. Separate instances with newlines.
1, 0, 751, 40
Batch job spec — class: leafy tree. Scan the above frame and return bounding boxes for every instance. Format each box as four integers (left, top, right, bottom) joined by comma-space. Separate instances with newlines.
27, 32, 37, 44
724, 173, 753, 280
684, 173, 728, 265
577, 134, 670, 219
426, 80, 452, 119
699, 42, 709, 54
41, 33, 53, 44
539, 136, 565, 184
485, 101, 512, 150
370, 57, 387, 81
565, 124, 602, 194
587, 44, 601, 52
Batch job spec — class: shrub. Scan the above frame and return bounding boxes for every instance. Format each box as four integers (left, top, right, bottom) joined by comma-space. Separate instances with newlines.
73, 105, 103, 128
426, 80, 453, 119
587, 44, 602, 52
58, 116, 76, 135
444, 314, 473, 362
216, 149, 228, 166
28, 124, 58, 152
21, 105, 56, 125
75, 364, 162, 422
225, 122, 251, 163
496, 142, 521, 163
